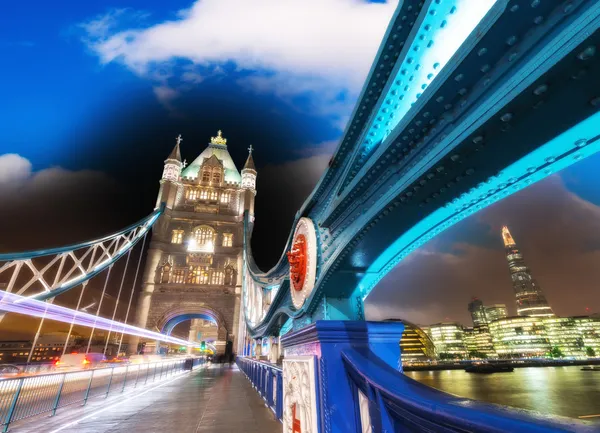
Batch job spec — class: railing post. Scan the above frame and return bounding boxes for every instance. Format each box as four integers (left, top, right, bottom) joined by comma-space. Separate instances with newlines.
105, 367, 115, 398
83, 370, 95, 406
51, 374, 67, 416
133, 365, 141, 388
159, 362, 164, 380
3, 378, 25, 433
121, 365, 130, 392
144, 364, 151, 385
153, 363, 158, 382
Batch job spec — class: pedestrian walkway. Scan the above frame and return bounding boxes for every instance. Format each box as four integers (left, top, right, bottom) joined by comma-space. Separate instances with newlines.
11, 365, 281, 433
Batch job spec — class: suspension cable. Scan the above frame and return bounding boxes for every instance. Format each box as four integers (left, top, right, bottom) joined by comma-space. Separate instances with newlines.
61, 280, 89, 356
103, 249, 132, 356
116, 233, 147, 356
86, 264, 113, 355
27, 299, 53, 364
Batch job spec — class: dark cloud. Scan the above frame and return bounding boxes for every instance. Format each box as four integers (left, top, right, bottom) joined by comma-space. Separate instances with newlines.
0, 154, 126, 252
365, 174, 600, 326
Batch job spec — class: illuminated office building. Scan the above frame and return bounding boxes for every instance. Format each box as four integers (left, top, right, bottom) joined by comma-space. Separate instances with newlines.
464, 325, 496, 359
544, 317, 586, 357
502, 227, 554, 318
485, 304, 508, 323
426, 323, 467, 359
489, 317, 550, 358
572, 316, 600, 357
398, 321, 436, 364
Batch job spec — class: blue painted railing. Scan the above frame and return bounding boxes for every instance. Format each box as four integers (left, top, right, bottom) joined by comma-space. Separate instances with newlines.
342, 349, 596, 433
236, 357, 283, 422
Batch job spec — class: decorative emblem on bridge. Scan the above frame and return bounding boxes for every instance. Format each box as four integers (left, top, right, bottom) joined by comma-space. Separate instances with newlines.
286, 218, 317, 309
287, 235, 307, 292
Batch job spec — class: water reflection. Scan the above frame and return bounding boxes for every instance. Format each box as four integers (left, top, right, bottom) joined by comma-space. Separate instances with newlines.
406, 366, 600, 420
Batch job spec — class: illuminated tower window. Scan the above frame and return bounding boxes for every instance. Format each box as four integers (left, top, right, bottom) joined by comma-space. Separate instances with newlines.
186, 189, 199, 201
171, 230, 184, 244
172, 269, 185, 284
188, 266, 210, 284
223, 233, 233, 247
212, 169, 222, 185
220, 192, 230, 204
211, 271, 224, 285
202, 169, 211, 183
193, 226, 215, 245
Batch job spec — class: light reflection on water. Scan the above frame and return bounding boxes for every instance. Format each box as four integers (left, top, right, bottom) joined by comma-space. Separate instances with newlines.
406, 366, 600, 420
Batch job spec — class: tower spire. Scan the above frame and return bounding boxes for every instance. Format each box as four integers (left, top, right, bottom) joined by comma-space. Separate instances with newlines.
167, 134, 183, 162
501, 226, 515, 247
243, 145, 256, 171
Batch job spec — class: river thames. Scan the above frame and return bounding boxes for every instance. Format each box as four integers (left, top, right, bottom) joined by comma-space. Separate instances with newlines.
406, 366, 600, 421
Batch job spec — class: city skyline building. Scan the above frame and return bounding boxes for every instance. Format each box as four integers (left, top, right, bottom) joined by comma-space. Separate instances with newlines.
425, 323, 467, 359
485, 304, 508, 323
468, 298, 487, 326
502, 226, 555, 318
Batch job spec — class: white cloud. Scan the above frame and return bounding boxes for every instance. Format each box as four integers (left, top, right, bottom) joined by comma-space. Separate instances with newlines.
81, 0, 398, 124
0, 154, 32, 185
0, 154, 116, 200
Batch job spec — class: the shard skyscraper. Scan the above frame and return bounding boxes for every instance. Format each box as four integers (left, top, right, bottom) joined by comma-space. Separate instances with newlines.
502, 226, 554, 317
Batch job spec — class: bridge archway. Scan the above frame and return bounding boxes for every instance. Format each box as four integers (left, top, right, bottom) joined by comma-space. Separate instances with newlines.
156, 306, 229, 354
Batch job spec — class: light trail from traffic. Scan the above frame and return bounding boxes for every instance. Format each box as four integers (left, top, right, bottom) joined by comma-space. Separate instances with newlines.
0, 290, 199, 347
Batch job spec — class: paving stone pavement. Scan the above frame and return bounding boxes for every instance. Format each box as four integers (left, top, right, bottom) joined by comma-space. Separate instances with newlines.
11, 365, 282, 433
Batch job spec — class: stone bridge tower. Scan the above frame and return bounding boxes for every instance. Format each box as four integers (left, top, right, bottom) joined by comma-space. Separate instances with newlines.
130, 131, 256, 355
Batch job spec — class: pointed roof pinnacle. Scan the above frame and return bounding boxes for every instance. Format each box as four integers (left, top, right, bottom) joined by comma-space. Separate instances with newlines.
501, 226, 516, 247
210, 130, 227, 146
243, 145, 256, 171
167, 134, 183, 162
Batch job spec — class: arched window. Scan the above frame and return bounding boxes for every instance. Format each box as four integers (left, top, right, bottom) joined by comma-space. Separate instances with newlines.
212, 169, 222, 184
193, 226, 215, 247
209, 190, 218, 201
211, 271, 224, 285
188, 266, 210, 284
171, 230, 184, 244
220, 192, 230, 204
201, 169, 211, 183
222, 233, 233, 247
186, 189, 198, 201
199, 189, 208, 200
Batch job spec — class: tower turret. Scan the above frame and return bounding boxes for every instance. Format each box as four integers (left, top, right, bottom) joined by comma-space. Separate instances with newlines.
156, 135, 184, 209
241, 145, 257, 217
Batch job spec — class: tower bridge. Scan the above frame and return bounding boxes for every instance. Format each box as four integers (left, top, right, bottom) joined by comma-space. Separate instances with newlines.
1, 0, 600, 432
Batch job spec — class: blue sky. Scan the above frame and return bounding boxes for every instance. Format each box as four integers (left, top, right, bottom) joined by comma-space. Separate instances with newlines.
2, 0, 600, 323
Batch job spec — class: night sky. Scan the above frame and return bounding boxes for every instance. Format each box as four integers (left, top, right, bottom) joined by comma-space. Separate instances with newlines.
1, 0, 600, 336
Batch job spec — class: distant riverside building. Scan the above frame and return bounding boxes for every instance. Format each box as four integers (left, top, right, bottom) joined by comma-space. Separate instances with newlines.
502, 226, 554, 318
464, 325, 497, 359
488, 316, 550, 358
468, 298, 487, 326
397, 321, 436, 364
468, 298, 508, 327
426, 323, 467, 359
544, 317, 587, 357
485, 304, 508, 322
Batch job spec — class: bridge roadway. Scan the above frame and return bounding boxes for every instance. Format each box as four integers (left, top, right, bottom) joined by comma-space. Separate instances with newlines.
11, 365, 281, 433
